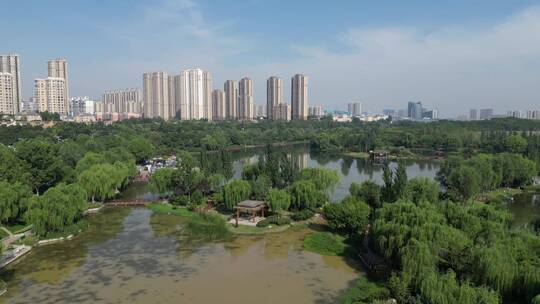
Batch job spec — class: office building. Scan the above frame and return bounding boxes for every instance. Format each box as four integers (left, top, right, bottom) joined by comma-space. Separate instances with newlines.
0, 54, 21, 114
291, 74, 308, 120
143, 71, 170, 120
238, 77, 253, 120
174, 68, 212, 120
34, 77, 68, 115
407, 101, 423, 120
479, 108, 493, 120
469, 109, 478, 121
347, 102, 362, 116
273, 103, 291, 121
422, 109, 439, 120
224, 80, 237, 120
266, 76, 282, 120
212, 89, 226, 120
102, 89, 142, 114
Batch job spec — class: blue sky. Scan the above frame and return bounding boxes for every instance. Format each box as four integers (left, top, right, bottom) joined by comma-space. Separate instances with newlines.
2, 0, 540, 117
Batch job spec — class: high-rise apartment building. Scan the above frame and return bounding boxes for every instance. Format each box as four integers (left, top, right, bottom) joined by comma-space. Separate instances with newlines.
238, 77, 253, 120
143, 71, 170, 120
175, 68, 212, 120
224, 80, 238, 120
70, 96, 94, 116
212, 89, 226, 120
479, 108, 493, 120
102, 89, 142, 114
407, 101, 423, 120
347, 102, 362, 116
255, 104, 265, 118
0, 73, 14, 114
0, 54, 22, 114
526, 110, 540, 120
291, 74, 308, 120
309, 105, 323, 117
34, 77, 68, 114
266, 76, 282, 120
47, 59, 69, 100
469, 109, 478, 121
273, 103, 291, 121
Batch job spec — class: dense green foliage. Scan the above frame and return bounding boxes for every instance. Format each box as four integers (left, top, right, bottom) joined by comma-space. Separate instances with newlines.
223, 180, 251, 210
25, 183, 87, 236
323, 196, 371, 234
338, 277, 390, 304
266, 188, 291, 213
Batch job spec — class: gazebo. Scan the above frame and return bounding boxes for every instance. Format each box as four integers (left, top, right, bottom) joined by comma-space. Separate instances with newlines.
234, 200, 266, 227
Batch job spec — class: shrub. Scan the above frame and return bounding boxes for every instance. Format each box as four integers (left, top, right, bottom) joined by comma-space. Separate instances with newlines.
291, 209, 315, 221
170, 195, 190, 206
256, 216, 291, 227
256, 219, 271, 227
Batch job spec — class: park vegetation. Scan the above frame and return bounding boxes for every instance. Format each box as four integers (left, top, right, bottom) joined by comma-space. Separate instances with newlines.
0, 118, 539, 302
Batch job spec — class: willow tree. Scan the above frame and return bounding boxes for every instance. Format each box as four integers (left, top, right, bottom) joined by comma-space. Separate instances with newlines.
0, 181, 32, 224
223, 180, 251, 210
149, 168, 175, 197
298, 168, 340, 193
25, 183, 87, 236
288, 180, 325, 210
266, 188, 291, 213
77, 164, 120, 203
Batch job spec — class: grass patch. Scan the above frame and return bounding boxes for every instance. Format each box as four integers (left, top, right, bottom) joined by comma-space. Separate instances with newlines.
338, 277, 390, 304
303, 231, 347, 256
6, 223, 29, 234
147, 203, 196, 218
184, 213, 231, 241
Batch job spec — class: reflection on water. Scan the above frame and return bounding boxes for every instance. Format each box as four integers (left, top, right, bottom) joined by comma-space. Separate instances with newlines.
1, 208, 359, 304
230, 146, 440, 202
507, 192, 540, 228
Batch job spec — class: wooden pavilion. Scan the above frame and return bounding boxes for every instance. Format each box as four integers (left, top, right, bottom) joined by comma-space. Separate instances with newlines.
234, 200, 266, 227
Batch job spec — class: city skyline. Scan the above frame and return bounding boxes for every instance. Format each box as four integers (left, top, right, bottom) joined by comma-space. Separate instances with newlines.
2, 1, 540, 117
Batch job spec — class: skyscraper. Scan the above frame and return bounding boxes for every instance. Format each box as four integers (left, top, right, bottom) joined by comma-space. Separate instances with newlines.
224, 80, 237, 119
143, 71, 170, 120
238, 77, 253, 120
347, 102, 362, 116
212, 89, 226, 120
47, 59, 69, 100
177, 68, 212, 120
0, 54, 21, 114
407, 101, 423, 120
266, 76, 282, 120
309, 106, 323, 117
291, 74, 308, 120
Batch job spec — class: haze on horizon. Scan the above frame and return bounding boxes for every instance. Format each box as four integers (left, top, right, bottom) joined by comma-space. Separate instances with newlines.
2, 0, 540, 118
